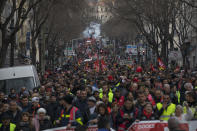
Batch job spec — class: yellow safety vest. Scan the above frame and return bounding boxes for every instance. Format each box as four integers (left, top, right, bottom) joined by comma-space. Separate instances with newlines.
176, 91, 180, 104
0, 123, 16, 131
157, 103, 176, 121
99, 88, 113, 103
183, 106, 197, 119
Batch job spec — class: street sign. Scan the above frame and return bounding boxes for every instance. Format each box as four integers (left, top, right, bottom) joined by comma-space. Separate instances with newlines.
64, 48, 76, 56
119, 60, 133, 65
126, 45, 137, 55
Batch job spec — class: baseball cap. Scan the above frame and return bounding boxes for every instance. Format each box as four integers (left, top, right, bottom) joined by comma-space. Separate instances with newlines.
32, 97, 39, 103
88, 96, 96, 103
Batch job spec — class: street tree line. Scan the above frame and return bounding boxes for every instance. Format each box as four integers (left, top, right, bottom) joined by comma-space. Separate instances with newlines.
103, 0, 197, 68
0, 0, 90, 68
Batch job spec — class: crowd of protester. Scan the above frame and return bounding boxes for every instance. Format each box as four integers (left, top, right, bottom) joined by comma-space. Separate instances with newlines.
1, 41, 197, 131
0, 63, 197, 131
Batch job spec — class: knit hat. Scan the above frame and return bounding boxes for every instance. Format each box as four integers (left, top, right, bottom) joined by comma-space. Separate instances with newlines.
37, 108, 46, 114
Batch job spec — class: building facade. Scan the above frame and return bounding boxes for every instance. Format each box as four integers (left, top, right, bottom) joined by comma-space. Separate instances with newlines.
86, 0, 113, 24
188, 1, 197, 69
96, 0, 113, 23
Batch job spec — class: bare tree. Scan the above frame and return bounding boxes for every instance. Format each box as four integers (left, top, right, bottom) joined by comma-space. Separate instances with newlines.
44, 0, 89, 68
108, 0, 182, 67
173, 1, 195, 68
0, 0, 42, 67
101, 17, 138, 43
0, 0, 7, 15
180, 0, 197, 8
29, 0, 54, 65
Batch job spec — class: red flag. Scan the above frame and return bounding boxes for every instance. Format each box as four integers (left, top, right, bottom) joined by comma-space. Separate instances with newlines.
85, 62, 89, 71
150, 64, 155, 71
94, 60, 100, 72
174, 66, 180, 73
101, 59, 107, 71
158, 58, 165, 70
136, 66, 142, 73
78, 59, 82, 66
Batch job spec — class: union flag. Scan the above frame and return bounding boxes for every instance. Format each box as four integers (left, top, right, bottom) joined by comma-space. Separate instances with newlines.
158, 58, 165, 70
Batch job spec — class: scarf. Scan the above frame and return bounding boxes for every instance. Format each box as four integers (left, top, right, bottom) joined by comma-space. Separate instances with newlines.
143, 110, 152, 119
32, 115, 40, 131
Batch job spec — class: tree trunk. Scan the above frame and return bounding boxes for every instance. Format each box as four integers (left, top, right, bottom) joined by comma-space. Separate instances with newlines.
0, 33, 9, 68
161, 41, 167, 66
10, 37, 15, 67
181, 48, 186, 69
31, 37, 37, 66
39, 41, 41, 72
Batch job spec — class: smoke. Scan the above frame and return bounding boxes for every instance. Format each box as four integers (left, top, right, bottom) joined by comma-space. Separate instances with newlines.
83, 22, 101, 39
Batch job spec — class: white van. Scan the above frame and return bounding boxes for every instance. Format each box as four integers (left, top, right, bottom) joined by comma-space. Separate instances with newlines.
0, 65, 40, 94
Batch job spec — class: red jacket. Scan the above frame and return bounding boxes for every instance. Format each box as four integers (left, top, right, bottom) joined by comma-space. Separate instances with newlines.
115, 96, 125, 107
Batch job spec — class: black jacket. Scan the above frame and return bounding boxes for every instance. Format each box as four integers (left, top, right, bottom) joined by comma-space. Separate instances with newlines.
16, 122, 33, 131
18, 103, 32, 113
74, 99, 89, 123
46, 102, 59, 122
116, 106, 139, 129
39, 118, 52, 130
6, 110, 22, 124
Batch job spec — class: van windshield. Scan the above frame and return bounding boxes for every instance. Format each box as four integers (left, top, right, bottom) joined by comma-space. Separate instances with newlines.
0, 77, 34, 94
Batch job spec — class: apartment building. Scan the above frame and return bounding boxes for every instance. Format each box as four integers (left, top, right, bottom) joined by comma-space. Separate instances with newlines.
188, 1, 197, 68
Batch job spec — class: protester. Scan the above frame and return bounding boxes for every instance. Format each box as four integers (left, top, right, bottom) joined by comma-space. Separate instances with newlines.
168, 117, 181, 131
110, 102, 119, 130
97, 117, 111, 131
16, 112, 33, 131
156, 94, 176, 121
92, 103, 112, 127
116, 98, 139, 131
19, 96, 31, 113
87, 96, 98, 125
28, 97, 42, 118
55, 95, 83, 127
0, 112, 16, 131
138, 102, 158, 121
173, 104, 193, 121
31, 108, 52, 131
74, 90, 89, 124
7, 101, 22, 124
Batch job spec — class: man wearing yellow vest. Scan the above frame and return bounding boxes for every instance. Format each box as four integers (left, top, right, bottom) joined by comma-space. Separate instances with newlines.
99, 83, 113, 103
0, 113, 16, 131
157, 94, 176, 121
183, 91, 197, 119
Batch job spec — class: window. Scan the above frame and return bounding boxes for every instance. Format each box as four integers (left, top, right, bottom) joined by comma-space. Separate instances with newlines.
0, 77, 35, 94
